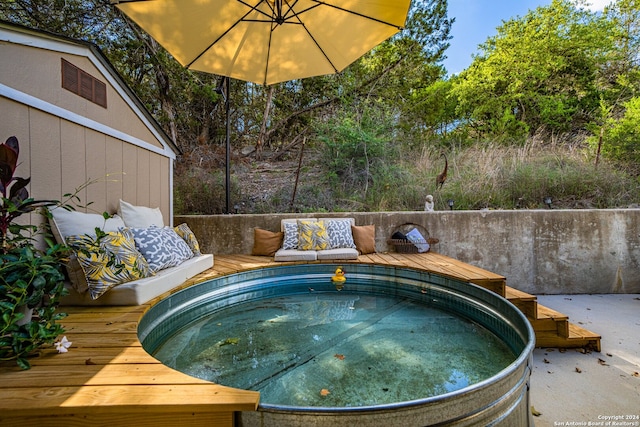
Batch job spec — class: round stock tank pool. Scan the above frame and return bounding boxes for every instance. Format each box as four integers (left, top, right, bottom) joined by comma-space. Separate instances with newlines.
138, 263, 535, 427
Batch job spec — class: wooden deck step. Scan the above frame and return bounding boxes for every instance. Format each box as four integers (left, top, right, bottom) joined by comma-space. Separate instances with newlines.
504, 286, 538, 318
530, 304, 570, 338
536, 323, 602, 352
502, 285, 600, 351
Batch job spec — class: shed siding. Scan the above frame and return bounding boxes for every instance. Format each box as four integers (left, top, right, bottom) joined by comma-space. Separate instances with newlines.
61, 120, 88, 206
0, 41, 162, 150
1, 24, 176, 229
0, 97, 172, 223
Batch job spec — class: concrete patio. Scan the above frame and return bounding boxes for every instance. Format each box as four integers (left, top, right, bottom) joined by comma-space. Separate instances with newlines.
530, 294, 640, 427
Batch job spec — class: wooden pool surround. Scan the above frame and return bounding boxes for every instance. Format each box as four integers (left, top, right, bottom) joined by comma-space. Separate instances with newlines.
0, 252, 601, 427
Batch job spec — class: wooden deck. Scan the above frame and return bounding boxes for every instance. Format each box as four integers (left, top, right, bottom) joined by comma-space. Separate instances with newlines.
0, 252, 600, 427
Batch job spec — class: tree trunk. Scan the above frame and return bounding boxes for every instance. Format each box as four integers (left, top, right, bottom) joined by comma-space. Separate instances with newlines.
149, 39, 178, 145
256, 86, 275, 160
289, 137, 306, 211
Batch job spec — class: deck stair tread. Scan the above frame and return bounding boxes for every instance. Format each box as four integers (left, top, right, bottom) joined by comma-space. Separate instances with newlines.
568, 323, 602, 340
504, 287, 537, 301
504, 286, 538, 318
537, 323, 602, 352
536, 305, 570, 321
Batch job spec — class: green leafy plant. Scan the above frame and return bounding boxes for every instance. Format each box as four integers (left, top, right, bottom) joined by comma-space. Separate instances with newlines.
0, 136, 68, 370
593, 97, 640, 164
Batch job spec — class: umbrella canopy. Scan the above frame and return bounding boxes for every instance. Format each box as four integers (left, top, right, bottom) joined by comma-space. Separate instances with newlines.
113, 0, 411, 85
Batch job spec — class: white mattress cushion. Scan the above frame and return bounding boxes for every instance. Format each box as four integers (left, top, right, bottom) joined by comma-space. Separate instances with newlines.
61, 254, 214, 306
316, 248, 359, 260
274, 248, 318, 262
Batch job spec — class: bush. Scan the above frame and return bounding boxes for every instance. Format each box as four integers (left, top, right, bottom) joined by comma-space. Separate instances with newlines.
596, 97, 640, 164
440, 145, 639, 210
315, 108, 404, 210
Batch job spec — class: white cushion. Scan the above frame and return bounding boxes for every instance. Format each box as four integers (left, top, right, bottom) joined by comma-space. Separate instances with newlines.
118, 199, 164, 228
274, 248, 318, 262
49, 207, 125, 241
61, 254, 214, 306
317, 248, 359, 260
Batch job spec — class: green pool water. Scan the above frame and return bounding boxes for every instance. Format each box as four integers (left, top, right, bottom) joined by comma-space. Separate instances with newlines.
153, 292, 515, 408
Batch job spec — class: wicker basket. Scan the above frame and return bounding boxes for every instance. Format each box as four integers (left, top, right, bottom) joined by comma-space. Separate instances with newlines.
387, 223, 439, 253
387, 238, 421, 253
387, 237, 440, 253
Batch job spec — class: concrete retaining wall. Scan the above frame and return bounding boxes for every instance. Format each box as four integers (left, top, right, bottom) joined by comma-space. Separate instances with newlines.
175, 209, 640, 295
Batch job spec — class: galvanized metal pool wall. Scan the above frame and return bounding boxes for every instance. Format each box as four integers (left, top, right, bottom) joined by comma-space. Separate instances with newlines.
138, 264, 535, 427
176, 209, 640, 295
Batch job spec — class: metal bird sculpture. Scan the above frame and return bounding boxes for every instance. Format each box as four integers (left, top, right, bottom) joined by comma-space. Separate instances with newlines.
436, 153, 448, 190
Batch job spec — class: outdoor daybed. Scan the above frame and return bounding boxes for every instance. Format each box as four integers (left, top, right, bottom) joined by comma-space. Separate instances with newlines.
252, 218, 376, 261
50, 200, 213, 306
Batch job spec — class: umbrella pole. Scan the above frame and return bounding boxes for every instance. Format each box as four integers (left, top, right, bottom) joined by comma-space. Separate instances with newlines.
224, 77, 231, 214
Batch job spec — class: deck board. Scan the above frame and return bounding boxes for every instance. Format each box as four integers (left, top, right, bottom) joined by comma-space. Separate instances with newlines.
18, 347, 159, 367
0, 251, 599, 426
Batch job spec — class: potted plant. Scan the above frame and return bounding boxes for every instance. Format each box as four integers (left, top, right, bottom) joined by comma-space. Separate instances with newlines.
0, 136, 68, 370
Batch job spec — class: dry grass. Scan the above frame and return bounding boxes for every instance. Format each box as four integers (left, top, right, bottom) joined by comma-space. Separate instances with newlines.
174, 139, 640, 214
411, 141, 638, 210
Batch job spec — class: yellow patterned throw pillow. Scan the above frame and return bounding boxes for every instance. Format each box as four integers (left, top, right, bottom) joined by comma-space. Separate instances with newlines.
66, 229, 153, 300
297, 220, 330, 251
174, 223, 202, 256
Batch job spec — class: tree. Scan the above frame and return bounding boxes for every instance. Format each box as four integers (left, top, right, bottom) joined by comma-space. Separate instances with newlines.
601, 0, 640, 106
451, 0, 616, 140
405, 79, 458, 140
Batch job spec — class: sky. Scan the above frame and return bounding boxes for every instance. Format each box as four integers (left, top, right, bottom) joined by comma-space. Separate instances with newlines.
443, 0, 612, 75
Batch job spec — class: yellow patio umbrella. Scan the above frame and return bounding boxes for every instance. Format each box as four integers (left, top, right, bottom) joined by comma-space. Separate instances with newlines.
112, 0, 412, 86
112, 0, 411, 213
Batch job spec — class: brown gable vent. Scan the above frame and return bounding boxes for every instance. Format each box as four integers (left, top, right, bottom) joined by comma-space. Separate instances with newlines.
61, 58, 107, 108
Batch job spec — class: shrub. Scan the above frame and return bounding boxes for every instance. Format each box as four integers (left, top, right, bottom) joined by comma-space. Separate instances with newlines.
595, 97, 640, 164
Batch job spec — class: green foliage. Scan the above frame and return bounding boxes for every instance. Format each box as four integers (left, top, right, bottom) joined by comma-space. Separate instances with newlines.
430, 144, 639, 211
503, 157, 625, 209
593, 97, 640, 163
405, 79, 458, 140
314, 107, 410, 210
0, 136, 67, 369
603, 0, 640, 86
318, 116, 386, 178
452, 0, 617, 140
0, 243, 68, 370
